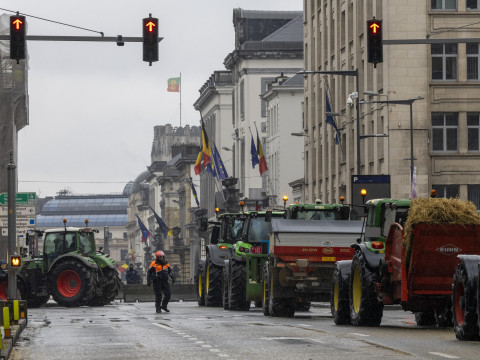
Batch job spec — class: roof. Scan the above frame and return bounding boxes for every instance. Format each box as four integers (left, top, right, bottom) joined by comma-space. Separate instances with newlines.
262, 15, 303, 42
281, 73, 304, 87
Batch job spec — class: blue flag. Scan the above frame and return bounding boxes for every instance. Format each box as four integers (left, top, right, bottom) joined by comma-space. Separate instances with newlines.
251, 135, 259, 168
205, 162, 217, 177
212, 142, 228, 180
149, 206, 169, 239
326, 92, 340, 145
189, 177, 200, 208
136, 215, 151, 243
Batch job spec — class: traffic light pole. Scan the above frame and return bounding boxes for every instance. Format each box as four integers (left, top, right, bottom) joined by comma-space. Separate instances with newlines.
7, 151, 17, 299
0, 34, 163, 43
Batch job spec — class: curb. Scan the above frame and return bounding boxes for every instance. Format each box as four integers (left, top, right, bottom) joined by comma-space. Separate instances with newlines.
1, 318, 27, 360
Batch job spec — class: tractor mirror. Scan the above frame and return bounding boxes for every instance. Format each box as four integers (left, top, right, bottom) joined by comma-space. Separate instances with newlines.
198, 217, 208, 232
264, 210, 272, 222
210, 226, 220, 245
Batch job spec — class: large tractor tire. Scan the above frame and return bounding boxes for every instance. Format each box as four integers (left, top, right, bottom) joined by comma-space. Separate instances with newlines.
49, 260, 95, 307
415, 311, 436, 326
205, 255, 222, 307
229, 260, 250, 311
88, 267, 120, 306
194, 263, 205, 306
452, 262, 479, 340
331, 264, 351, 325
349, 251, 383, 326
268, 267, 295, 318
262, 263, 270, 316
0, 272, 28, 302
222, 261, 230, 310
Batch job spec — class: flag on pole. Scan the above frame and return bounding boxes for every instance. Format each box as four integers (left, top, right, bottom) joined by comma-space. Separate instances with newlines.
167, 77, 180, 92
200, 118, 212, 167
212, 142, 228, 180
149, 206, 169, 239
189, 177, 200, 207
194, 151, 202, 175
136, 215, 151, 243
326, 91, 340, 145
251, 135, 259, 169
256, 129, 268, 176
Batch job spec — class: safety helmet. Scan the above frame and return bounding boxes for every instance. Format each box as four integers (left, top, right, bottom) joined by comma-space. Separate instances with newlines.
155, 250, 165, 258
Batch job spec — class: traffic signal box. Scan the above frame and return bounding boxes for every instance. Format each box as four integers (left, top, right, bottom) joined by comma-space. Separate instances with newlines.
367, 19, 383, 67
10, 15, 26, 62
143, 16, 159, 64
10, 255, 21, 269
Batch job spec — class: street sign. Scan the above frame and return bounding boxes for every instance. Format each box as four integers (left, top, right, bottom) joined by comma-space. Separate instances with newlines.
0, 218, 35, 228
0, 192, 36, 205
0, 206, 35, 216
2, 228, 30, 236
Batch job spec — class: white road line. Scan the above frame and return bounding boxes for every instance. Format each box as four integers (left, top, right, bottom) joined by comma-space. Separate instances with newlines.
153, 323, 172, 331
217, 354, 229, 358
201, 344, 212, 348
297, 323, 312, 327
349, 332, 370, 337
210, 349, 221, 353
429, 352, 460, 359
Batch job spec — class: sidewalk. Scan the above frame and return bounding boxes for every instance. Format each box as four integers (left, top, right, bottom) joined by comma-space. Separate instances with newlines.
1, 318, 27, 360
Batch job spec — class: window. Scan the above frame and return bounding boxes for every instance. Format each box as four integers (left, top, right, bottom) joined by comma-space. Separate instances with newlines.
468, 185, 480, 208
432, 113, 458, 151
432, 44, 457, 80
467, 43, 480, 79
467, 113, 480, 151
467, 0, 479, 9
431, 0, 456, 9
432, 184, 460, 198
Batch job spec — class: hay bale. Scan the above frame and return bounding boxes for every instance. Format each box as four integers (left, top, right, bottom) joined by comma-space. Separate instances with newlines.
403, 198, 480, 266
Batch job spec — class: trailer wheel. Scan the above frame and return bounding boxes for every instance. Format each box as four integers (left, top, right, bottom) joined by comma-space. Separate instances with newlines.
205, 255, 222, 307
435, 300, 453, 328
222, 262, 230, 310
262, 263, 270, 316
267, 267, 295, 317
229, 260, 250, 311
414, 311, 436, 326
331, 264, 351, 325
350, 251, 383, 326
452, 262, 479, 340
194, 263, 205, 306
49, 260, 95, 307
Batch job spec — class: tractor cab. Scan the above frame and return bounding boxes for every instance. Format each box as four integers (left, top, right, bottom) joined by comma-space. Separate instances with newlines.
285, 201, 353, 221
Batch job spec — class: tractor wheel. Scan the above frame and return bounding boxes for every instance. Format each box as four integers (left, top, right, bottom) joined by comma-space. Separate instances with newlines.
262, 263, 270, 316
229, 260, 250, 311
268, 267, 295, 317
49, 260, 95, 307
414, 311, 436, 326
26, 295, 50, 308
435, 300, 453, 328
194, 263, 205, 306
205, 255, 222, 307
331, 264, 351, 325
88, 267, 120, 306
222, 262, 230, 310
452, 262, 479, 340
0, 273, 28, 302
349, 251, 383, 326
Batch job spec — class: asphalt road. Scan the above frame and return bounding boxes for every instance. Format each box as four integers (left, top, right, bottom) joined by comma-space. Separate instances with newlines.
9, 300, 480, 360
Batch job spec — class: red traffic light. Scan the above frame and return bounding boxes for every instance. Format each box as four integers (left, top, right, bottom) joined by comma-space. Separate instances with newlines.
143, 16, 159, 64
10, 15, 26, 62
12, 17, 24, 30
366, 19, 383, 66
369, 21, 381, 34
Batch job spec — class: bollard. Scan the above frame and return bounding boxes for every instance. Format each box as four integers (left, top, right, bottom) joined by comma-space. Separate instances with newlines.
13, 300, 19, 325
3, 307, 10, 338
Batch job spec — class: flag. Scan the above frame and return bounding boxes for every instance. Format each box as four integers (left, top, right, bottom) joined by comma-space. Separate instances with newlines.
167, 77, 180, 92
149, 206, 169, 239
205, 162, 217, 177
200, 118, 212, 167
122, 263, 129, 269
256, 130, 268, 176
325, 91, 340, 145
194, 151, 202, 175
251, 135, 259, 169
212, 142, 228, 180
136, 215, 151, 243
189, 177, 200, 207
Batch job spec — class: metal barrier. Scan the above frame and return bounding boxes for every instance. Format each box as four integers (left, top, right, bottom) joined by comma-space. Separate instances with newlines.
122, 284, 196, 303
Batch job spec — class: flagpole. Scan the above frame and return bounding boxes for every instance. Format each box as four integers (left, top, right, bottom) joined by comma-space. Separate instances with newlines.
179, 72, 182, 128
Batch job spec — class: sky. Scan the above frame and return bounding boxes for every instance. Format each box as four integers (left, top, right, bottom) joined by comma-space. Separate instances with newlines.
1, 0, 303, 198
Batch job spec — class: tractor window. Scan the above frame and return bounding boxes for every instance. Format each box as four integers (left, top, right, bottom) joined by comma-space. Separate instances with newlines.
227, 219, 244, 243
44, 233, 64, 264
309, 210, 340, 220
382, 207, 410, 236
248, 218, 270, 243
65, 233, 76, 252
78, 232, 96, 256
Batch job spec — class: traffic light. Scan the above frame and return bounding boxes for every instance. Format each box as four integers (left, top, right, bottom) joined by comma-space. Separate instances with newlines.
367, 18, 383, 66
10, 15, 26, 62
10, 255, 21, 269
143, 16, 159, 64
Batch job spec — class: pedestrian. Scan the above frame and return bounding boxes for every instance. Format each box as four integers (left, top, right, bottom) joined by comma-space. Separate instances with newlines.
147, 250, 175, 313
125, 263, 141, 284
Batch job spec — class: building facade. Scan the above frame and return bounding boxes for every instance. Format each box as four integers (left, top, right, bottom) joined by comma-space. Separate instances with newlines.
303, 0, 480, 207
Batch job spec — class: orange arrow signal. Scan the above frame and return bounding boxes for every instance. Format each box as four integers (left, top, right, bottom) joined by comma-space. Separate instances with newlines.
369, 22, 380, 34
12, 18, 23, 30
145, 21, 156, 32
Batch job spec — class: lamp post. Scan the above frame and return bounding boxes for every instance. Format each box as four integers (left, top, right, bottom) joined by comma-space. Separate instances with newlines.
360, 97, 424, 198
298, 70, 361, 174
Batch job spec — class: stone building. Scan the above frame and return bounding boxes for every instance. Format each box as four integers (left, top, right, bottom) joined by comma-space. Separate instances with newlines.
303, 0, 480, 207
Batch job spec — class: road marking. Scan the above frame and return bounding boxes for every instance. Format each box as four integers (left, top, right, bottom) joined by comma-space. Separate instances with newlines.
297, 323, 312, 327
349, 332, 370, 337
153, 323, 172, 331
202, 344, 212, 348
429, 352, 460, 359
210, 349, 221, 353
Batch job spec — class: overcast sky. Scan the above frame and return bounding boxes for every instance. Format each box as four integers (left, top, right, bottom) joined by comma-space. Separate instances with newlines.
1, 0, 302, 198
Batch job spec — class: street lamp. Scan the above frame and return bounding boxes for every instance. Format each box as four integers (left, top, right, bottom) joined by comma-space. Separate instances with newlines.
298, 69, 361, 174
359, 97, 424, 198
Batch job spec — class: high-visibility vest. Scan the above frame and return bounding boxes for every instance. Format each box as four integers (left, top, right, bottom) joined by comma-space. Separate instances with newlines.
149, 261, 170, 276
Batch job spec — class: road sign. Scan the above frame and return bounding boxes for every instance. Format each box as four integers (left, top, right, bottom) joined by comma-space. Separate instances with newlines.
0, 218, 35, 228
0, 206, 35, 216
2, 228, 30, 236
0, 192, 36, 205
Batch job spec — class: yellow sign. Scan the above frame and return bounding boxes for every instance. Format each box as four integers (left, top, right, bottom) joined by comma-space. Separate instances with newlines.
321, 256, 336, 262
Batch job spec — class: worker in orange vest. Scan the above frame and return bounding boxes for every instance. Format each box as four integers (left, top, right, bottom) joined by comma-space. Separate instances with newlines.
147, 250, 175, 313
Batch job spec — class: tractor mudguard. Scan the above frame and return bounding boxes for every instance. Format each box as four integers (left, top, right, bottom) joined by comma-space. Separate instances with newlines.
457, 254, 480, 291
206, 245, 230, 267
351, 243, 384, 271
336, 260, 352, 282
50, 253, 98, 271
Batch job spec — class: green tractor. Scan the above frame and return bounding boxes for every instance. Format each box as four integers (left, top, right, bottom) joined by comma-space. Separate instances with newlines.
3, 219, 121, 308
195, 211, 245, 307
223, 210, 284, 311
331, 198, 410, 325
284, 200, 355, 221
